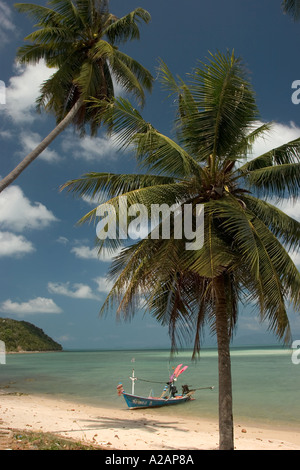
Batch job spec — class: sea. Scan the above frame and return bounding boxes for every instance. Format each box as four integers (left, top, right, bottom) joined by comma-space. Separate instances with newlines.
1, 346, 299, 429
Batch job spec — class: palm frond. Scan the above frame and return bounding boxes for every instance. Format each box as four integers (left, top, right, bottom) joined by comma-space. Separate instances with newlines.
228, 122, 272, 163
74, 59, 100, 98
133, 127, 204, 179
187, 50, 259, 162
14, 3, 63, 25
240, 137, 300, 172
245, 162, 300, 199
282, 0, 300, 20
36, 50, 84, 113
47, 0, 82, 25
23, 26, 75, 47
91, 39, 115, 60
249, 217, 297, 343
61, 172, 176, 201
104, 8, 151, 44
113, 50, 153, 99
208, 198, 261, 278
87, 96, 151, 144
16, 43, 59, 65
242, 195, 300, 250
182, 206, 238, 279
157, 59, 184, 97
108, 54, 147, 107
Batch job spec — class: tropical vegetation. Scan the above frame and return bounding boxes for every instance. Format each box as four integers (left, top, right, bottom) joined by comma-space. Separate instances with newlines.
63, 50, 300, 449
0, 0, 153, 193
0, 318, 62, 352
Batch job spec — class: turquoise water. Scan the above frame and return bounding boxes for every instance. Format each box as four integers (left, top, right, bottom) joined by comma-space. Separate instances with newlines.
0, 347, 299, 428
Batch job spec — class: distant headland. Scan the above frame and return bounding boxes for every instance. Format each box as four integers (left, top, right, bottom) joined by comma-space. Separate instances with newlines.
0, 318, 62, 353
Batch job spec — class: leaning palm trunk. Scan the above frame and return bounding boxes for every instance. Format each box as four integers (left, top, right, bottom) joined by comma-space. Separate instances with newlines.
214, 275, 234, 450
0, 100, 82, 193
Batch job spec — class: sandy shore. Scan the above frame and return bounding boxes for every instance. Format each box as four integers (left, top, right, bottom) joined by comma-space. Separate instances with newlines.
1, 393, 300, 450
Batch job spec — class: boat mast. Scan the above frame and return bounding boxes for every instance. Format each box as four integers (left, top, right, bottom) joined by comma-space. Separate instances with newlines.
130, 369, 137, 394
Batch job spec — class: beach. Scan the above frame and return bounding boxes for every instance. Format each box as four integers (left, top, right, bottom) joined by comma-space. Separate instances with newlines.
1, 393, 300, 450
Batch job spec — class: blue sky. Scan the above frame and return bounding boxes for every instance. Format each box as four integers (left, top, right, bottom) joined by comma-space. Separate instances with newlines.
1, 0, 300, 350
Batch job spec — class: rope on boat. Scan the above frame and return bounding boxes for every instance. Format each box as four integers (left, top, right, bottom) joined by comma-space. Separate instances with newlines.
136, 377, 214, 390
191, 386, 214, 391
137, 378, 167, 384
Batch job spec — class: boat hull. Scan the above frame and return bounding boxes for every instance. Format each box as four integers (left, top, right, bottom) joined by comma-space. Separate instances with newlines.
122, 392, 192, 409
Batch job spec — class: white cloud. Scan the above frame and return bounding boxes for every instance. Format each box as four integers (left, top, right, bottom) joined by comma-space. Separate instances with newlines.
247, 120, 300, 226
93, 276, 114, 293
0, 231, 35, 257
57, 334, 73, 343
4, 60, 54, 123
290, 252, 300, 268
0, 185, 58, 257
61, 130, 119, 161
250, 121, 300, 159
112, 75, 127, 99
71, 245, 98, 259
0, 1, 16, 46
48, 281, 100, 300
71, 244, 122, 261
270, 198, 300, 222
18, 131, 59, 162
0, 185, 58, 232
56, 236, 69, 245
0, 130, 12, 139
0, 297, 62, 315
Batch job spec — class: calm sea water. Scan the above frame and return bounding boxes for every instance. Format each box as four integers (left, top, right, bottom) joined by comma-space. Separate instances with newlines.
0, 347, 299, 428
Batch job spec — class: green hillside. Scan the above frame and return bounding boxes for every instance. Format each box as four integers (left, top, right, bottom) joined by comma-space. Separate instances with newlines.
0, 318, 62, 352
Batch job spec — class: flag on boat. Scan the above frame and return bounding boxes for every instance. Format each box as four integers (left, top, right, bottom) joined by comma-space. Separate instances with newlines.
170, 364, 188, 381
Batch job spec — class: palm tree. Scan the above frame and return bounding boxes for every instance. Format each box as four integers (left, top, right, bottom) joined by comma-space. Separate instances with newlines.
62, 51, 300, 450
0, 0, 153, 193
282, 0, 300, 20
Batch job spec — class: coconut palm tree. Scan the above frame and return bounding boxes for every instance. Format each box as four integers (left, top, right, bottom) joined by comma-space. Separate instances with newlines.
282, 0, 300, 20
62, 50, 300, 450
0, 0, 153, 193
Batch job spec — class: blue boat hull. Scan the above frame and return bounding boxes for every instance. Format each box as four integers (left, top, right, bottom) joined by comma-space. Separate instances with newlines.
122, 392, 192, 409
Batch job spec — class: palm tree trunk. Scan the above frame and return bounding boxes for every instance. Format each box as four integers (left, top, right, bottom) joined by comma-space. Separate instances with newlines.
214, 274, 234, 450
0, 100, 82, 193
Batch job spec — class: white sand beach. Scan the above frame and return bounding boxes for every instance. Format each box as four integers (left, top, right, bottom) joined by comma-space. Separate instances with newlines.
1, 393, 300, 450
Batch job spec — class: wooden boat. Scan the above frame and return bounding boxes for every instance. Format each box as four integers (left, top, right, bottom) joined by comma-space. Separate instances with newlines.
117, 364, 213, 410
122, 391, 193, 409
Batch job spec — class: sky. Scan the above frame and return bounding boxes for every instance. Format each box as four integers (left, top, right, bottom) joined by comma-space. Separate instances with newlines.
1, 0, 300, 350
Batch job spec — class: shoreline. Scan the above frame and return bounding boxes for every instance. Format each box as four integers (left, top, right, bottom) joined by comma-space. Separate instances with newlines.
6, 350, 62, 354
1, 393, 300, 450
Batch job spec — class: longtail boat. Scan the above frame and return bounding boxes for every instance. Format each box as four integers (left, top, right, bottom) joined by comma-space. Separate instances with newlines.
117, 364, 213, 410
